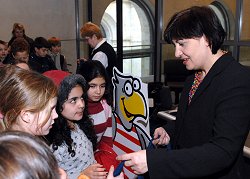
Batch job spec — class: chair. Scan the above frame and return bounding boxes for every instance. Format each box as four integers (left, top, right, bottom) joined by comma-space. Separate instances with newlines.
148, 82, 173, 112
164, 59, 192, 104
157, 110, 177, 121
148, 82, 174, 135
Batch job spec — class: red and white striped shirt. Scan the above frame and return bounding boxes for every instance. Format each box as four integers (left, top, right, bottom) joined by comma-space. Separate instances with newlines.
88, 99, 113, 147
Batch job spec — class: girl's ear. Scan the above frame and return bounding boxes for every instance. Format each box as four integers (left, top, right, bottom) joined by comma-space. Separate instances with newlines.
20, 110, 31, 123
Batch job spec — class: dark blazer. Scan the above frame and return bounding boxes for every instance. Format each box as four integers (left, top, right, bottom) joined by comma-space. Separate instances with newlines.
147, 54, 250, 178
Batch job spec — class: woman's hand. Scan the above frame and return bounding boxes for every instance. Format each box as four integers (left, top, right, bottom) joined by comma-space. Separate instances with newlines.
81, 163, 107, 179
152, 127, 170, 145
116, 150, 147, 175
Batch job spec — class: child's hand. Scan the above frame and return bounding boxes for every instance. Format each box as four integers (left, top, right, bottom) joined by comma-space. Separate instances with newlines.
107, 165, 124, 179
77, 58, 87, 64
81, 163, 107, 179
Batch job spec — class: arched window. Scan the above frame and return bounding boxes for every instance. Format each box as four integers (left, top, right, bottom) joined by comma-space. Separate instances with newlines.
209, 1, 235, 40
101, 0, 154, 77
209, 1, 235, 58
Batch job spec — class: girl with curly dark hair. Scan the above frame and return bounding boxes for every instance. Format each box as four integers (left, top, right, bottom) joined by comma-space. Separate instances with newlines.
45, 74, 107, 179
77, 60, 120, 173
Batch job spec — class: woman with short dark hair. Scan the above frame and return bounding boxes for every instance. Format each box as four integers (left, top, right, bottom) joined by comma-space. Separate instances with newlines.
117, 6, 250, 179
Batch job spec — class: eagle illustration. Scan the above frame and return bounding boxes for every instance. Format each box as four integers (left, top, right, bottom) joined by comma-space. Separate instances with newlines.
112, 68, 151, 178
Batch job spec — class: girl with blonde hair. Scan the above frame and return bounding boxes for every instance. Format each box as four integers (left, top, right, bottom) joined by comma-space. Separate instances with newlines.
0, 65, 58, 135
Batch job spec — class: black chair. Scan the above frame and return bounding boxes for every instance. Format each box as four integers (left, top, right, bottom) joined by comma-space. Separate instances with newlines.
164, 59, 192, 104
148, 82, 174, 135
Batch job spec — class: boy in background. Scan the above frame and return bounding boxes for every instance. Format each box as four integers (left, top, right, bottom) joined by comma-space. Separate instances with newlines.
29, 37, 56, 73
0, 40, 8, 64
48, 37, 69, 72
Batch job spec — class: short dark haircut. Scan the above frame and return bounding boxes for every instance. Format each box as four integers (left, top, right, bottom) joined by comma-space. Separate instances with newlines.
10, 37, 30, 55
164, 6, 226, 54
34, 37, 50, 49
0, 40, 7, 46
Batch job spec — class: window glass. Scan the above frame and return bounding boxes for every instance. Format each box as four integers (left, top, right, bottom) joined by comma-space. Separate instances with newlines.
239, 46, 250, 66
212, 0, 236, 40
221, 45, 234, 55
123, 57, 151, 77
162, 1, 236, 41
101, 0, 153, 77
240, 1, 250, 40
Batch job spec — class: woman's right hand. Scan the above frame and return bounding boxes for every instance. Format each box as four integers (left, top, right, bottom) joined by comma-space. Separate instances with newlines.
81, 163, 107, 179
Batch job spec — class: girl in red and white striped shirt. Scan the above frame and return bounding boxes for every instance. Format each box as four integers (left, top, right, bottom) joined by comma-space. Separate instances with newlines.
78, 60, 113, 148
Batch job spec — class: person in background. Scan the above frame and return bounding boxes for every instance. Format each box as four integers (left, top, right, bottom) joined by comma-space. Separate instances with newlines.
79, 22, 116, 81
46, 74, 107, 179
0, 65, 58, 136
0, 40, 8, 64
0, 131, 67, 179
29, 37, 57, 73
48, 37, 69, 72
8, 22, 34, 51
117, 6, 250, 179
2, 37, 30, 70
3, 37, 30, 65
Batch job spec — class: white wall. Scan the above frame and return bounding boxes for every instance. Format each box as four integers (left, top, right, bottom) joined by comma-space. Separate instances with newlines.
0, 0, 86, 73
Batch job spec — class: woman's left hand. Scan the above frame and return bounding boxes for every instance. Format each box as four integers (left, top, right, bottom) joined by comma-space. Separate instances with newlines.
152, 127, 170, 145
